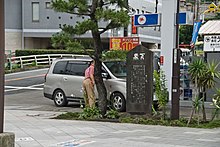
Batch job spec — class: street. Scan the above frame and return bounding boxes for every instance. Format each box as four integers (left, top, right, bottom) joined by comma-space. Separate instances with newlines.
5, 68, 81, 112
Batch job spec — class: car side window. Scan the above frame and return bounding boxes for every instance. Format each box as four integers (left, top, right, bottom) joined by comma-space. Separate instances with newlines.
65, 62, 88, 76
53, 61, 67, 74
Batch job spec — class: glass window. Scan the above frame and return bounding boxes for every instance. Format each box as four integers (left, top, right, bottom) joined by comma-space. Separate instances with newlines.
32, 2, 40, 22
45, 2, 51, 9
53, 61, 67, 74
104, 61, 127, 78
65, 62, 89, 76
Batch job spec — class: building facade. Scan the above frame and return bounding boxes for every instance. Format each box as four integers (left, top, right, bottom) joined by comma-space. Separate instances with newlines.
5, 0, 162, 52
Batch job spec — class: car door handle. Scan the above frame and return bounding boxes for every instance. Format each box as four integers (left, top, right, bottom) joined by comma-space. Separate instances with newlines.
63, 77, 68, 81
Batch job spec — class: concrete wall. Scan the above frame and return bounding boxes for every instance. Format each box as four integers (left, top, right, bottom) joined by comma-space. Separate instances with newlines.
24, 38, 51, 49
5, 31, 22, 52
5, 0, 22, 29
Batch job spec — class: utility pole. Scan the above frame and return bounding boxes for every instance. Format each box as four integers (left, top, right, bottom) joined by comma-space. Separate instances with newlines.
155, 0, 158, 13
0, 0, 5, 133
196, 0, 200, 21
171, 0, 180, 120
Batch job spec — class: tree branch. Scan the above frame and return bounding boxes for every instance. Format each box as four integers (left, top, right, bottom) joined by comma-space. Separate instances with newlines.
66, 10, 91, 16
98, 21, 116, 34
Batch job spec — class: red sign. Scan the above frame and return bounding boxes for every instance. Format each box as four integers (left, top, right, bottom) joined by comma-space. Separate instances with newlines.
110, 37, 140, 51
160, 56, 164, 65
131, 16, 137, 34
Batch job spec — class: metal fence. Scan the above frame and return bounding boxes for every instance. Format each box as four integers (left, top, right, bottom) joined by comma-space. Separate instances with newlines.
6, 54, 90, 69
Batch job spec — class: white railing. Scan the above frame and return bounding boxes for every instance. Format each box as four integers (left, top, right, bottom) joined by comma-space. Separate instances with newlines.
7, 54, 90, 69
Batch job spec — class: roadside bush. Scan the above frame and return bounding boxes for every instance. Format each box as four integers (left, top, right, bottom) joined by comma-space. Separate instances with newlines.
102, 50, 128, 61
105, 109, 120, 119
79, 107, 102, 120
15, 49, 94, 56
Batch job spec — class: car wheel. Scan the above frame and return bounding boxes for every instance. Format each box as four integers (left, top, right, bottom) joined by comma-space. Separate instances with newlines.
111, 93, 126, 112
53, 89, 68, 107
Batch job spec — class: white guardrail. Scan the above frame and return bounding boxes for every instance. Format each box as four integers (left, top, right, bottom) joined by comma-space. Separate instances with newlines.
7, 54, 90, 69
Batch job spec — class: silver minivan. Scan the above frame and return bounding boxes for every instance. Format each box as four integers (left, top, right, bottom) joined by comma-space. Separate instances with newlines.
44, 57, 127, 112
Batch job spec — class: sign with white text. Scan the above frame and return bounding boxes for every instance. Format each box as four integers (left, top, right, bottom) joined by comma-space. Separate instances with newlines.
204, 35, 220, 51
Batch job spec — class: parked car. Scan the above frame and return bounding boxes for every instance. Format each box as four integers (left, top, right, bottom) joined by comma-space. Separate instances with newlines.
44, 57, 127, 112
44, 56, 159, 112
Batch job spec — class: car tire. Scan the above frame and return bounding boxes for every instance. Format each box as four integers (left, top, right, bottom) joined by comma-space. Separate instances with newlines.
53, 89, 68, 107
111, 93, 126, 112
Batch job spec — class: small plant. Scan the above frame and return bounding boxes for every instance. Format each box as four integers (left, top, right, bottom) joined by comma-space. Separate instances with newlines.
187, 96, 202, 126
153, 70, 169, 120
79, 107, 102, 120
31, 61, 37, 66
105, 109, 119, 119
211, 88, 220, 121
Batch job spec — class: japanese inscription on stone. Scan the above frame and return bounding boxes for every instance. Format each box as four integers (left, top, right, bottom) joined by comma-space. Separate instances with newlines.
126, 45, 153, 114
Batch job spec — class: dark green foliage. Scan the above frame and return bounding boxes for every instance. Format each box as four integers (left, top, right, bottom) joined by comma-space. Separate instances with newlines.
153, 70, 169, 120
51, 32, 72, 49
53, 112, 220, 128
202, 120, 220, 129
79, 107, 102, 120
102, 50, 128, 61
105, 109, 120, 119
51, 0, 130, 36
179, 25, 193, 44
15, 49, 94, 56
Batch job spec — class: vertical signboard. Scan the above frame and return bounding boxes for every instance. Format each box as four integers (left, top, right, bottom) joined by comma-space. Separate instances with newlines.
126, 45, 153, 114
131, 16, 137, 34
110, 37, 139, 51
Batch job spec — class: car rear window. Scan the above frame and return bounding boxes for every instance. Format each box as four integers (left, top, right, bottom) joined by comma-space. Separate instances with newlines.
65, 61, 89, 76
53, 61, 67, 74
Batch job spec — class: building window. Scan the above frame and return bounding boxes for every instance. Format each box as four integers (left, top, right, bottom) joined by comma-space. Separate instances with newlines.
136, 9, 139, 14
32, 2, 40, 22
45, 2, 51, 9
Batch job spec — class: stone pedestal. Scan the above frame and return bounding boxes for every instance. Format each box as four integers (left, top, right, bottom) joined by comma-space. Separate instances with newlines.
0, 132, 15, 147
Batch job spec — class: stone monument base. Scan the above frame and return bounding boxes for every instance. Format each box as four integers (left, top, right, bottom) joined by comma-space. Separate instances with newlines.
0, 132, 15, 147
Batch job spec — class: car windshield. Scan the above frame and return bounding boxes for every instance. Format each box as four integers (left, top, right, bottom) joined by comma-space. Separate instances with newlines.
104, 61, 127, 78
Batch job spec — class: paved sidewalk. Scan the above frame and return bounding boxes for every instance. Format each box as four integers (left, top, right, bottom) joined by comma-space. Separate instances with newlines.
4, 109, 220, 147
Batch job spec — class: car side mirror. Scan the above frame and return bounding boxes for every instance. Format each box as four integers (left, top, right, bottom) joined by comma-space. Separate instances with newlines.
102, 72, 109, 79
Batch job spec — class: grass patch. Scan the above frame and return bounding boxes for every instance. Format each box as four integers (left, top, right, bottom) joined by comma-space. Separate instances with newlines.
53, 111, 220, 129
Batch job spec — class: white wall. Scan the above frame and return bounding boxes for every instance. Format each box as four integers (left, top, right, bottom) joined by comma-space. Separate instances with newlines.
5, 30, 22, 52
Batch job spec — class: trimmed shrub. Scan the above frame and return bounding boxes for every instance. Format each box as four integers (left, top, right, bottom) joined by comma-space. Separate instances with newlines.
15, 49, 94, 56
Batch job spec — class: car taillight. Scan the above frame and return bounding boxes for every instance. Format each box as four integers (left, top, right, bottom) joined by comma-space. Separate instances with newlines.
44, 70, 49, 82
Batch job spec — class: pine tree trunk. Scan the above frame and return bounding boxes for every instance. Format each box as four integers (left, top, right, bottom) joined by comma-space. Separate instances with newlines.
92, 30, 107, 116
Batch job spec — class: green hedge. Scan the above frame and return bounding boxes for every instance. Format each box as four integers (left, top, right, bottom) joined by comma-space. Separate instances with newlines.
15, 49, 94, 56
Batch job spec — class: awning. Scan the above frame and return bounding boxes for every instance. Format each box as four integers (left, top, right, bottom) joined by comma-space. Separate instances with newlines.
199, 20, 220, 35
